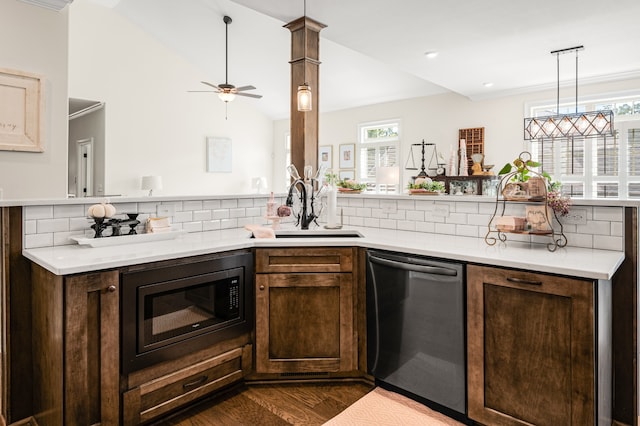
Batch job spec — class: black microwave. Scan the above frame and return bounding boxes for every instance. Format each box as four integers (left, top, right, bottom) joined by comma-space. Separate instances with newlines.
121, 251, 253, 374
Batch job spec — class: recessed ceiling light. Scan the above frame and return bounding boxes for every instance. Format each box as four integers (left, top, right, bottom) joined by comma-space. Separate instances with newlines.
424, 51, 438, 59
483, 82, 494, 88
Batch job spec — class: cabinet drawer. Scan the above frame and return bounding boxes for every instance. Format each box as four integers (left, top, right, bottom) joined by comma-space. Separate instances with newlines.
123, 347, 245, 424
256, 248, 353, 273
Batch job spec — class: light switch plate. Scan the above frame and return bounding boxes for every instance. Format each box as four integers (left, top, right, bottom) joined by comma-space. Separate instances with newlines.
156, 204, 175, 217
561, 207, 588, 225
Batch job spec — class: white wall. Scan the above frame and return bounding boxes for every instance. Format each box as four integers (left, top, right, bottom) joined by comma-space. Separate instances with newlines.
68, 0, 274, 197
272, 77, 640, 190
0, 0, 69, 200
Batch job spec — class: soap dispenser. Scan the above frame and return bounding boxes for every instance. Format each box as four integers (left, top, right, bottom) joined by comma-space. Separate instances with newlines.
266, 192, 277, 217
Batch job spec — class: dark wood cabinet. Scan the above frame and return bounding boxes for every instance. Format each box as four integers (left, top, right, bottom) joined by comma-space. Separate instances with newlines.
467, 264, 612, 425
31, 264, 120, 425
254, 248, 357, 375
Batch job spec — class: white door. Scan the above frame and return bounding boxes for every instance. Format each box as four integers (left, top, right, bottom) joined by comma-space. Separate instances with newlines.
77, 138, 94, 197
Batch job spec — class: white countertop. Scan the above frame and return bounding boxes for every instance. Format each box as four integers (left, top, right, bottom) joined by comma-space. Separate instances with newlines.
23, 227, 624, 280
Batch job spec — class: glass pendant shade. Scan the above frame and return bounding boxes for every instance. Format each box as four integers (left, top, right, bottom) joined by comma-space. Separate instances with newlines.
218, 91, 236, 102
297, 84, 312, 111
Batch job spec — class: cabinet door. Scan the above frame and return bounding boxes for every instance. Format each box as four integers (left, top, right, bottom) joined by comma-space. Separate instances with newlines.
255, 273, 354, 373
467, 264, 595, 426
64, 271, 119, 425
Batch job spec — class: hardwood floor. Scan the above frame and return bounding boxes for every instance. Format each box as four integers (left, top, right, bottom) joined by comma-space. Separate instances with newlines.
154, 381, 374, 426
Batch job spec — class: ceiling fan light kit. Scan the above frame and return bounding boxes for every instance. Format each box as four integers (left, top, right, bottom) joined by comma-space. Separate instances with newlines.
188, 15, 262, 118
524, 45, 613, 140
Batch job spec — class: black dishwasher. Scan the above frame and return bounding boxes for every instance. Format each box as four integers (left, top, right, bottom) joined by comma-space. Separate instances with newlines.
366, 249, 466, 419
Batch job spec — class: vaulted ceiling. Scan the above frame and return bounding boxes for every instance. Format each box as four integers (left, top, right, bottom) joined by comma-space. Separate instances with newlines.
94, 0, 640, 120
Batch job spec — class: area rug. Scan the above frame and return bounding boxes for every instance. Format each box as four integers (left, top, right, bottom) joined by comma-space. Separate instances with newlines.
323, 387, 463, 426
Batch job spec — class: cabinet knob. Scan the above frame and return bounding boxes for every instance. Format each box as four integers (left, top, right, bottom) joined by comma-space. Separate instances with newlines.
107, 285, 117, 293
259, 285, 265, 291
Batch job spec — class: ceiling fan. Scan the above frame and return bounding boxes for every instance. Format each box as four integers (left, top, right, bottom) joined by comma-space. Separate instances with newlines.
190, 15, 262, 104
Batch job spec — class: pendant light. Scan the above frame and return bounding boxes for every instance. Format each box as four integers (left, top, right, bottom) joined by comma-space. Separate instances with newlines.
524, 46, 613, 140
297, 0, 312, 112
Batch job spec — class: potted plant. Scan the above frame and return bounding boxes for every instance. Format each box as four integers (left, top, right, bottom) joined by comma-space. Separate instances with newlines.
407, 177, 445, 194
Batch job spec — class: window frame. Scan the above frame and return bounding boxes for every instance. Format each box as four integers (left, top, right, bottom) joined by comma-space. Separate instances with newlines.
356, 119, 401, 192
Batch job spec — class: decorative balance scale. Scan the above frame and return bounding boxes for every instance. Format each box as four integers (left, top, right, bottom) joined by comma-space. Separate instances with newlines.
405, 139, 446, 179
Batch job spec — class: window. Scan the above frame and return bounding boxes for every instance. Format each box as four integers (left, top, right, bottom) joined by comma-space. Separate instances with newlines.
529, 95, 640, 199
357, 120, 400, 191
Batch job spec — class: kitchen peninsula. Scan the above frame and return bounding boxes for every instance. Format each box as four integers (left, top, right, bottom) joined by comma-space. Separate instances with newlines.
0, 193, 636, 425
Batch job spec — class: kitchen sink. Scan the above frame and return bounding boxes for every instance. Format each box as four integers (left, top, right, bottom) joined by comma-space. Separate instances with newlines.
273, 229, 363, 238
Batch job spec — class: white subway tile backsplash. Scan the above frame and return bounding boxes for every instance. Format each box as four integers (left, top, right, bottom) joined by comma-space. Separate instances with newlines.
203, 200, 221, 210
25, 205, 53, 220
456, 224, 479, 238
593, 235, 624, 251
246, 207, 261, 217
397, 200, 415, 210
364, 199, 380, 208
193, 210, 212, 221
70, 217, 92, 231
347, 198, 365, 207
203, 220, 221, 231
434, 223, 456, 235
19, 196, 626, 253
25, 233, 53, 249
611, 221, 623, 237
54, 230, 84, 246
593, 206, 623, 222
446, 212, 468, 225
371, 209, 388, 219
137, 202, 158, 213
38, 218, 69, 233
238, 198, 254, 208
221, 199, 238, 209
406, 210, 425, 222
173, 211, 193, 223
467, 213, 491, 226
220, 218, 238, 229
577, 220, 611, 236
25, 220, 36, 234
183, 200, 203, 211
388, 210, 406, 220
212, 209, 230, 220
54, 204, 85, 218
379, 219, 397, 229
356, 207, 372, 218
349, 216, 365, 227
564, 232, 593, 249
416, 221, 435, 233
229, 208, 246, 218
183, 222, 203, 233
454, 202, 479, 214
397, 220, 416, 231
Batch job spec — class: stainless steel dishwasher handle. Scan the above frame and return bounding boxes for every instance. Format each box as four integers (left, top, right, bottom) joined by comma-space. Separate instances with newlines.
369, 255, 458, 276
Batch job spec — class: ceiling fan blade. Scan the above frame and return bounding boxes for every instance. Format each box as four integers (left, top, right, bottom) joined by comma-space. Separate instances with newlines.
201, 81, 221, 90
234, 85, 256, 92
187, 90, 217, 93
236, 92, 263, 99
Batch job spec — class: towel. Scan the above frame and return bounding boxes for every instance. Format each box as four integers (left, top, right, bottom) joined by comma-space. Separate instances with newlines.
244, 224, 275, 239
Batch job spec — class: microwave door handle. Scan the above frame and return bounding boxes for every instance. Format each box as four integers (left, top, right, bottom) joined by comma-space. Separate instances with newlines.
369, 255, 458, 276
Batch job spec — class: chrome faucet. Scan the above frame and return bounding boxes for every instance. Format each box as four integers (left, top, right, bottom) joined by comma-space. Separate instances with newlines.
286, 178, 317, 230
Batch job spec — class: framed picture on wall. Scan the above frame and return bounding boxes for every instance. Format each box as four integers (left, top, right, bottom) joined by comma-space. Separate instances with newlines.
339, 143, 355, 169
319, 145, 332, 169
206, 136, 232, 172
339, 169, 355, 180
